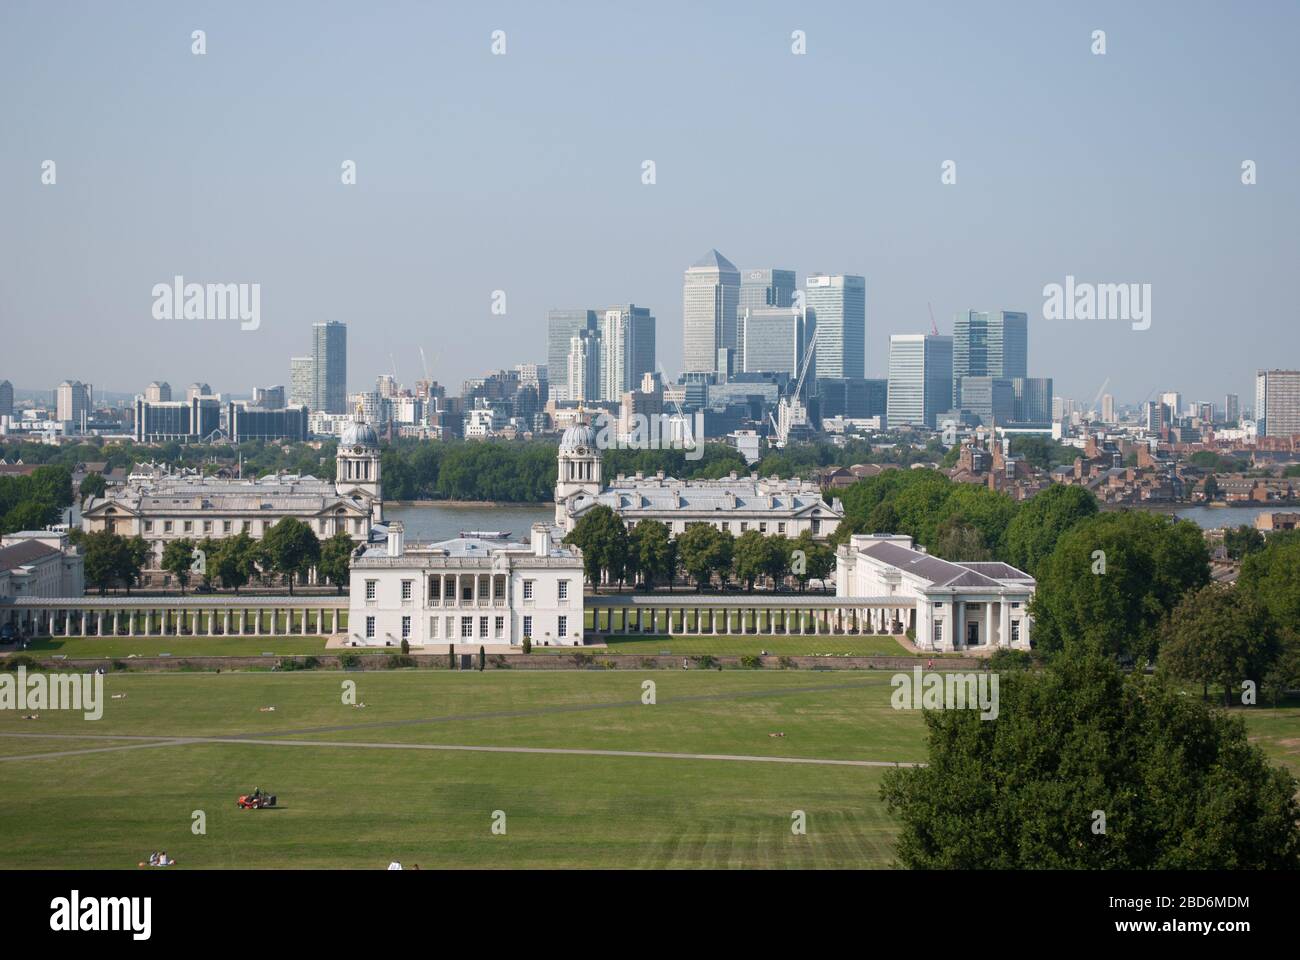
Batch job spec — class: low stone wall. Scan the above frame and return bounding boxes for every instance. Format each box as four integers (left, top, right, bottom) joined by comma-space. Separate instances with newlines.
28, 653, 983, 673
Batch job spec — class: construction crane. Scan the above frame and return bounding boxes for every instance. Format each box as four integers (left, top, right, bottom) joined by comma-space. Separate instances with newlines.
770, 324, 817, 448
928, 302, 938, 337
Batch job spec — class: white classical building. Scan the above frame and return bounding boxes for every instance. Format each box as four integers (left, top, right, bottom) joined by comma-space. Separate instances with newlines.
835, 534, 1034, 652
0, 531, 84, 599
554, 414, 843, 538
81, 421, 384, 571
348, 522, 585, 649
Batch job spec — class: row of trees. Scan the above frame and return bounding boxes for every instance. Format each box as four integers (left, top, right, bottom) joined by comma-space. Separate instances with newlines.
79, 519, 356, 595
1, 438, 334, 480
562, 506, 835, 593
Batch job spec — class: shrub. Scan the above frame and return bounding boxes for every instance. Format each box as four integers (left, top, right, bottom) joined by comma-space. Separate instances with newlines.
339, 653, 361, 669
778, 656, 797, 670
386, 654, 417, 669
400, 639, 410, 655
639, 657, 658, 669
692, 654, 717, 669
521, 636, 532, 654
739, 654, 763, 669
1, 655, 42, 671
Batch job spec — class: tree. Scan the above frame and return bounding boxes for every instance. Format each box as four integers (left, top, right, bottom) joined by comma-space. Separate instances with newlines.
211, 531, 258, 593
881, 645, 1300, 868
78, 473, 107, 502
761, 534, 792, 590
933, 517, 992, 562
563, 505, 628, 591
478, 645, 486, 671
1157, 583, 1280, 706
82, 530, 128, 595
732, 530, 769, 591
1202, 474, 1220, 501
790, 530, 833, 592
260, 518, 321, 594
194, 537, 218, 590
1002, 484, 1099, 576
2, 498, 57, 534
1261, 635, 1300, 708
161, 538, 197, 594
1238, 537, 1300, 635
627, 520, 675, 591
318, 530, 355, 594
676, 524, 731, 591
122, 536, 149, 594
1223, 524, 1265, 561
1030, 511, 1209, 661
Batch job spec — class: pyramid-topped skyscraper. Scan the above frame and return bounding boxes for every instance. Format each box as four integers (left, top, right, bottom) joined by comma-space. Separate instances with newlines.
682, 249, 740, 374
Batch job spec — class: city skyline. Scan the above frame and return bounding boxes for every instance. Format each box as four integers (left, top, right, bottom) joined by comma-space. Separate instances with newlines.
3, 3, 1296, 407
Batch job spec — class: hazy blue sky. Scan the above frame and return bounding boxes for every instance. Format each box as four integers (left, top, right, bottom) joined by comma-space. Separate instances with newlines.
2, 0, 1296, 408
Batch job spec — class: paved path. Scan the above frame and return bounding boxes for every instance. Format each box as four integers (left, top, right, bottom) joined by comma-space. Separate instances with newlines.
0, 731, 922, 768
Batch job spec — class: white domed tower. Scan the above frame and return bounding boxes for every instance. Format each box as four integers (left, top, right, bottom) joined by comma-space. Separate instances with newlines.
555, 410, 602, 527
336, 417, 383, 520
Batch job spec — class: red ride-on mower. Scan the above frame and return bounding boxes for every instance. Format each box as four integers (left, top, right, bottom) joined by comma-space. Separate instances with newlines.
236, 789, 277, 809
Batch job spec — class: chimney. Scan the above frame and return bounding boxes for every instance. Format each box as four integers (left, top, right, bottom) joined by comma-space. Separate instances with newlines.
387, 521, 404, 557
531, 522, 552, 557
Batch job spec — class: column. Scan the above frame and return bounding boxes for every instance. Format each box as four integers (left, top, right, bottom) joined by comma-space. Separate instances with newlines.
986, 602, 994, 650
1000, 599, 1011, 649
112, 611, 120, 636
96, 610, 105, 636
954, 602, 965, 651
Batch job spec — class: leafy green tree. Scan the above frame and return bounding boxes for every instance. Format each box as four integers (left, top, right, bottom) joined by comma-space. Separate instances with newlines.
161, 537, 197, 594
790, 530, 834, 592
732, 530, 770, 591
1, 498, 57, 534
881, 645, 1300, 868
1030, 511, 1209, 661
82, 530, 128, 595
260, 518, 321, 594
1238, 537, 1300, 634
1002, 484, 1099, 576
1261, 635, 1300, 708
676, 523, 731, 591
211, 531, 258, 593
1222, 524, 1265, 561
194, 537, 219, 590
627, 520, 675, 591
563, 505, 629, 591
122, 536, 149, 594
1157, 583, 1280, 706
930, 485, 1016, 556
762, 534, 792, 590
318, 530, 356, 594
933, 517, 992, 562
78, 472, 107, 502
1203, 474, 1221, 500
478, 645, 486, 671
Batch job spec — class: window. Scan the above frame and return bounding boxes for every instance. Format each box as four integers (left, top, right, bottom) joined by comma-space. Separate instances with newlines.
558, 615, 568, 638
1011, 621, 1021, 644
479, 616, 489, 638
557, 580, 568, 602
523, 580, 534, 601
365, 616, 375, 639
164, 521, 173, 533
430, 617, 439, 638
759, 523, 767, 533
461, 617, 473, 638
778, 522, 786, 534
740, 522, 748, 532
461, 581, 473, 602
429, 577, 441, 602
203, 520, 212, 533
222, 520, 232, 533
365, 580, 376, 601
401, 616, 411, 639
933, 621, 942, 644
494, 616, 504, 638
401, 580, 413, 601
522, 616, 533, 638
183, 521, 193, 533
144, 521, 154, 532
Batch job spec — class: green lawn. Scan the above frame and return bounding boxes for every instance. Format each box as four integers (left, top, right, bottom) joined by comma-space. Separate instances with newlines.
0, 671, 914, 868
12, 636, 343, 659
0, 670, 1293, 869
571, 634, 916, 657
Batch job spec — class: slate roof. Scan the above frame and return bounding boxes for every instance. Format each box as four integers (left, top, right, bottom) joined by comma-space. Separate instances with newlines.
859, 540, 1033, 589
0, 540, 60, 572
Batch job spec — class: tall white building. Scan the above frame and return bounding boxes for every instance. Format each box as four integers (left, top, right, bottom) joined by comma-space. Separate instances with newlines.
1256, 370, 1300, 438
599, 305, 655, 402
887, 335, 953, 429
805, 274, 866, 380
682, 249, 740, 374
